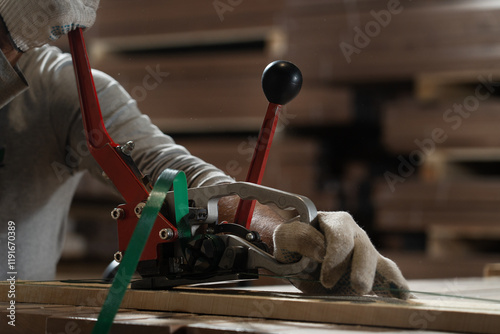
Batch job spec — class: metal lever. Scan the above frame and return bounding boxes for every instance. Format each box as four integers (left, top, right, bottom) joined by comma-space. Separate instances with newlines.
234, 60, 303, 229
68, 29, 178, 261
167, 182, 318, 226
220, 234, 313, 276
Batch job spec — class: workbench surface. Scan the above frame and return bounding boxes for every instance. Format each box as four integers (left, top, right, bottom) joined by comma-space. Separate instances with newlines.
1, 277, 499, 334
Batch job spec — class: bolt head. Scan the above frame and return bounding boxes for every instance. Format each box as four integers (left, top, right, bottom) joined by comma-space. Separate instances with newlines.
134, 202, 145, 218
114, 251, 123, 263
111, 208, 125, 220
159, 228, 174, 240
246, 232, 256, 242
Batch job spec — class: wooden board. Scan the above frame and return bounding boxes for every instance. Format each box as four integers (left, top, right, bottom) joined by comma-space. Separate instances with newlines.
415, 70, 500, 102
1, 281, 500, 333
89, 0, 285, 38
373, 179, 500, 232
0, 301, 448, 334
427, 224, 500, 258
382, 98, 500, 152
484, 264, 500, 277
284, 0, 500, 83
420, 148, 500, 182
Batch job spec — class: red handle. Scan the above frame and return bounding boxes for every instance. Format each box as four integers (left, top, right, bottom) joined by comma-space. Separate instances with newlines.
68, 28, 115, 149
234, 102, 282, 228
68, 28, 178, 260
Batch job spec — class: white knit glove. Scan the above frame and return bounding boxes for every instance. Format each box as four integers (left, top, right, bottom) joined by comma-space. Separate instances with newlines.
0, 0, 99, 52
273, 211, 411, 299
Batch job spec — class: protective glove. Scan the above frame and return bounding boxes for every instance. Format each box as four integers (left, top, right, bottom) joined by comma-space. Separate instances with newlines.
0, 0, 99, 52
273, 211, 411, 299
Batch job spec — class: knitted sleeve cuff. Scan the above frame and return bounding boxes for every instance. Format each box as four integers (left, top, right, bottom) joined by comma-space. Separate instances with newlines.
0, 48, 28, 108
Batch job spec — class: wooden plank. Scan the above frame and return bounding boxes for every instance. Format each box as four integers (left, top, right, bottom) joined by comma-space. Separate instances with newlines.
382, 98, 500, 152
415, 70, 500, 102
0, 302, 101, 334
484, 264, 500, 277
0, 281, 499, 333
420, 148, 500, 181
374, 180, 500, 203
88, 44, 351, 133
89, 0, 285, 38
0, 302, 189, 334
284, 0, 500, 82
427, 225, 500, 258
383, 252, 499, 279
1, 301, 452, 334
373, 179, 500, 232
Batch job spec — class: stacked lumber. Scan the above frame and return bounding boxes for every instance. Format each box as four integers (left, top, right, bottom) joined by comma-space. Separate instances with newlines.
90, 0, 286, 37
374, 179, 500, 233
427, 224, 500, 258
382, 98, 500, 153
90, 51, 351, 133
284, 0, 500, 82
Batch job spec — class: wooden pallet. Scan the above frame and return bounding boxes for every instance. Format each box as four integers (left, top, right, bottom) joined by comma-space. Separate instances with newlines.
1, 281, 500, 333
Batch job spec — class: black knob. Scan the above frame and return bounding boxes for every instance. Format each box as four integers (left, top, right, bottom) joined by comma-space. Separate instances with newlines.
261, 60, 302, 105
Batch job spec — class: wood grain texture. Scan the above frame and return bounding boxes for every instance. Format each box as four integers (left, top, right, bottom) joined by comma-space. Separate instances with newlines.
0, 301, 445, 334
1, 281, 499, 333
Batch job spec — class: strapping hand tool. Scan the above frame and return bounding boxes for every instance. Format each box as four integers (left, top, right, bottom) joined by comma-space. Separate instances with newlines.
68, 28, 316, 290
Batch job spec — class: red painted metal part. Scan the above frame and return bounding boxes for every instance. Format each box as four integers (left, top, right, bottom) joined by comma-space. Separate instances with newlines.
234, 102, 282, 229
68, 29, 177, 261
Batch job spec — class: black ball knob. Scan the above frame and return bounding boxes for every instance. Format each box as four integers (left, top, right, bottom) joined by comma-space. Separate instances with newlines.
261, 60, 302, 105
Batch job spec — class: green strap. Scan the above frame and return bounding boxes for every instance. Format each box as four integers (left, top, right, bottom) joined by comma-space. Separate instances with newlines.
92, 168, 189, 334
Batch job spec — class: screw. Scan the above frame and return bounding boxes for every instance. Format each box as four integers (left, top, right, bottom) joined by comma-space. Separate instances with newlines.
110, 208, 125, 220
134, 202, 146, 218
246, 232, 255, 242
159, 228, 174, 240
114, 251, 123, 263
120, 141, 135, 155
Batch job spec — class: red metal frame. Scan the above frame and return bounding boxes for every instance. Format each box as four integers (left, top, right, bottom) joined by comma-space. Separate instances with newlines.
68, 28, 177, 261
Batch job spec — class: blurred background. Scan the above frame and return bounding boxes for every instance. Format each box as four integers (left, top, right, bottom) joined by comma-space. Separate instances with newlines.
55, 0, 500, 281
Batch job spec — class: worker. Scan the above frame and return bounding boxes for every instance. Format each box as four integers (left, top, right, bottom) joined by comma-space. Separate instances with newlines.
0, 0, 410, 299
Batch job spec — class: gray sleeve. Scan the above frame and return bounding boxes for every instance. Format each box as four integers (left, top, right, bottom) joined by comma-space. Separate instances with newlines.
79, 70, 235, 187
31, 46, 233, 188
0, 49, 28, 109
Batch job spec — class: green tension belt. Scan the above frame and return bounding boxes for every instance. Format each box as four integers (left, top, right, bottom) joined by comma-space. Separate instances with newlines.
92, 168, 190, 334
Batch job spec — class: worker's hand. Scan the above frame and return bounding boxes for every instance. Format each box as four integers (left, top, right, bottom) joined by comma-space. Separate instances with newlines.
273, 211, 411, 299
0, 0, 99, 52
